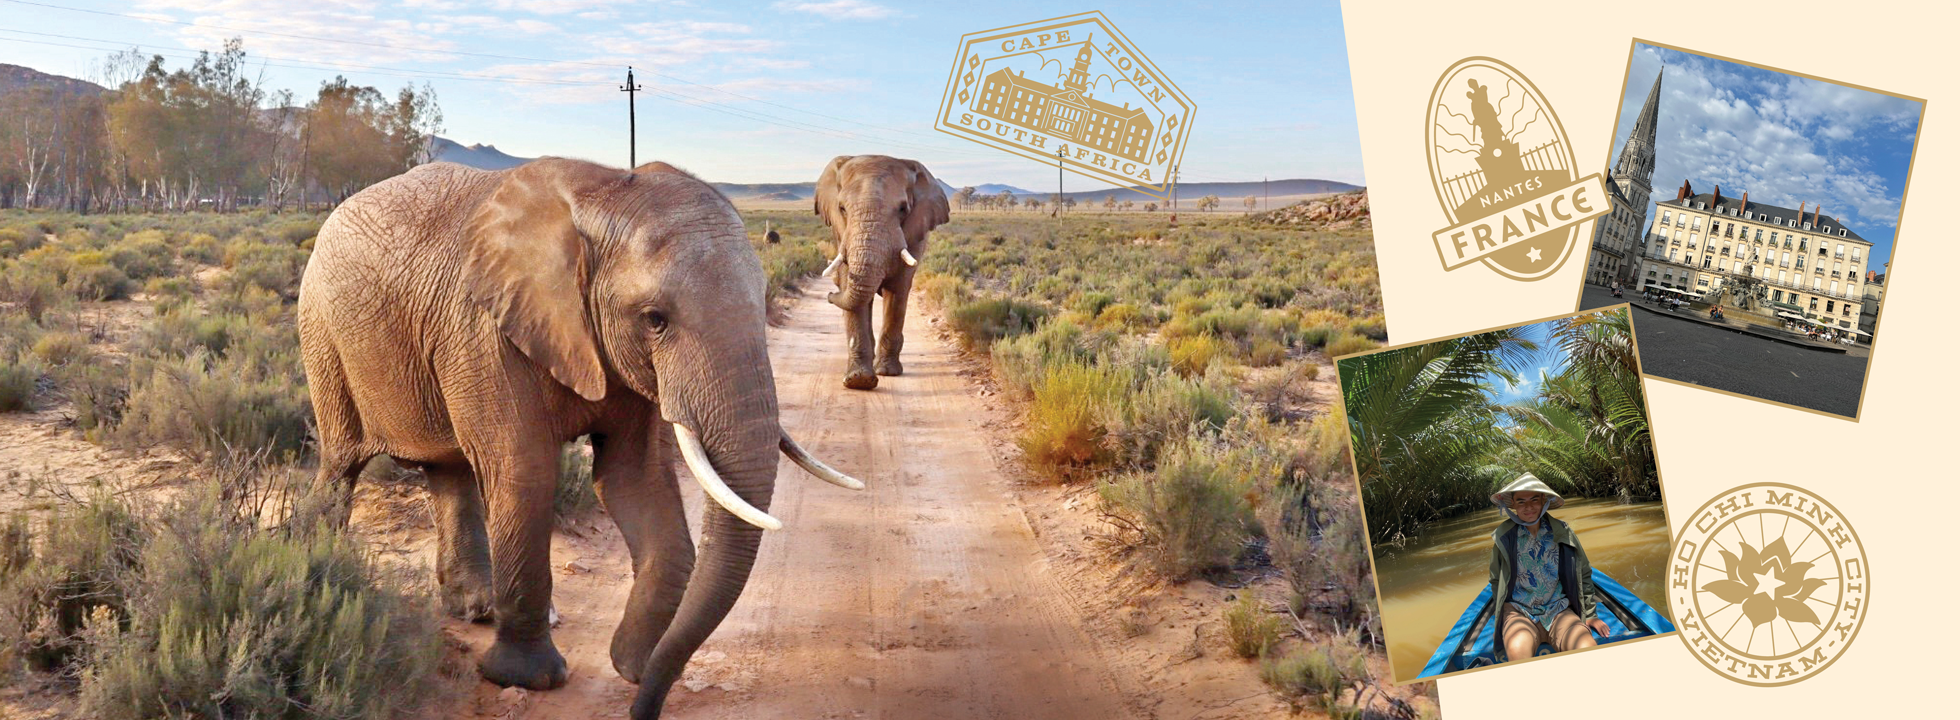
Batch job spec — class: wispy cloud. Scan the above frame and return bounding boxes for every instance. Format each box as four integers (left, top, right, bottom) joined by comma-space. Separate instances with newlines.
771, 0, 895, 20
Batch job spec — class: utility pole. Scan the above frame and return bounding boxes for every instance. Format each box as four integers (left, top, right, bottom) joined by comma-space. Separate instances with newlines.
620, 66, 643, 168
1264, 176, 1269, 212
1169, 165, 1179, 223
1055, 147, 1064, 220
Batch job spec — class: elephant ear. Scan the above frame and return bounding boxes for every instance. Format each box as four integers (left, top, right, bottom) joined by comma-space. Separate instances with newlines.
813, 155, 853, 228
463, 159, 611, 402
902, 160, 950, 247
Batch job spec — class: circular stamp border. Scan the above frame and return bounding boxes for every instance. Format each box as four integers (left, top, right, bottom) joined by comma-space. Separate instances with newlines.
1669, 482, 1869, 686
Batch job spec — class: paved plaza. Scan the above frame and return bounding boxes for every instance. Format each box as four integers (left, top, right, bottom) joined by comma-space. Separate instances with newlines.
1579, 284, 1868, 417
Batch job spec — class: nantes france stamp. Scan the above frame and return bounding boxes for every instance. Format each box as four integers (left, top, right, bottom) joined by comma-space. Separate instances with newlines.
1425, 57, 1606, 281
934, 11, 1192, 199
1668, 483, 1868, 686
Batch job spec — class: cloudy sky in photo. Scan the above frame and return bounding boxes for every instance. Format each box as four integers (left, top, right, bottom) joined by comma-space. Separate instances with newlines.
0, 0, 1362, 189
1603, 43, 1922, 270
1483, 318, 1561, 407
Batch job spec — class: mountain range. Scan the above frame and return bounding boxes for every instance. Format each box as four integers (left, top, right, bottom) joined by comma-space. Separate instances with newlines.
2, 62, 1363, 202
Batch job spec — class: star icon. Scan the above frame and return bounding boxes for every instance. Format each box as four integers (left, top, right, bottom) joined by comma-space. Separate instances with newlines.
1753, 569, 1784, 597
1526, 246, 1543, 263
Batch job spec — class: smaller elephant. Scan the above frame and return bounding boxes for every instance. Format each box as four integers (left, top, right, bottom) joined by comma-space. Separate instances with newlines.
814, 155, 950, 390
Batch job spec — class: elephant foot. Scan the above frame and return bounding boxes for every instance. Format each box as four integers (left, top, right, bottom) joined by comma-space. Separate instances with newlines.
439, 579, 495, 623
479, 637, 569, 690
844, 367, 879, 390
609, 619, 660, 684
875, 357, 903, 376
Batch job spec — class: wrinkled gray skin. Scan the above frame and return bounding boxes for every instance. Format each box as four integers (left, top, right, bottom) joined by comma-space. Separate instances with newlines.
299, 158, 778, 719
813, 155, 950, 389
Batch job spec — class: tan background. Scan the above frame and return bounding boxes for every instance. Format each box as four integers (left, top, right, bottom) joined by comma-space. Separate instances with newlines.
1341, 0, 1950, 714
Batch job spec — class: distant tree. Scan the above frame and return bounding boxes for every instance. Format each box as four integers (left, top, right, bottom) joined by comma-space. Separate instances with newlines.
958, 186, 977, 208
1026, 198, 1041, 212
996, 188, 1013, 210
1103, 193, 1116, 212
1244, 195, 1258, 212
1064, 196, 1077, 212
1199, 194, 1221, 212
1120, 199, 1134, 212
1144, 202, 1158, 212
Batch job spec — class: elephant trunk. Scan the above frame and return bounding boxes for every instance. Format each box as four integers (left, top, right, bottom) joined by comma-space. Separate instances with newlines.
632, 359, 780, 719
827, 225, 897, 310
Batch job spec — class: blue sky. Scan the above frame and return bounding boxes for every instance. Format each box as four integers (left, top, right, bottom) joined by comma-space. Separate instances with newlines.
1603, 43, 1922, 271
1482, 319, 1561, 407
0, 0, 1363, 189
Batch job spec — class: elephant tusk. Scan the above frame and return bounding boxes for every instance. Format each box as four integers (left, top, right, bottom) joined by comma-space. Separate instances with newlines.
674, 424, 783, 531
900, 248, 918, 267
779, 432, 865, 490
822, 252, 843, 278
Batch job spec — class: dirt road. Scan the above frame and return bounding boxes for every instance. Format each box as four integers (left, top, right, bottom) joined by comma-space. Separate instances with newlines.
438, 284, 1281, 720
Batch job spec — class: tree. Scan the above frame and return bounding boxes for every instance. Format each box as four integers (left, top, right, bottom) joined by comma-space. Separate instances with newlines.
1244, 195, 1258, 212
1120, 199, 1134, 212
995, 188, 1014, 210
1497, 310, 1656, 502
1198, 194, 1221, 212
1103, 193, 1116, 212
957, 186, 977, 209
1144, 202, 1157, 212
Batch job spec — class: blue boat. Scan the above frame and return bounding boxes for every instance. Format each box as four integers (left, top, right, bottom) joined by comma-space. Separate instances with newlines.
1418, 569, 1675, 679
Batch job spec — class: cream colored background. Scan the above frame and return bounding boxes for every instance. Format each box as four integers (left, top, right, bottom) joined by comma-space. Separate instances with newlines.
1341, 1, 1950, 715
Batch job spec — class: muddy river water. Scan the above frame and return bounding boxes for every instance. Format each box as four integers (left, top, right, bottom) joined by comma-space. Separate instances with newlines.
1374, 498, 1672, 682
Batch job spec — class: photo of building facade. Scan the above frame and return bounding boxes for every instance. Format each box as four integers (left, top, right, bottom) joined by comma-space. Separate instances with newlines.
971, 36, 1156, 164
1637, 179, 1872, 333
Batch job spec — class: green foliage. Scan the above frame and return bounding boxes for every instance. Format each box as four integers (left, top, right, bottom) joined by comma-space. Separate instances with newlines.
0, 351, 41, 413
115, 352, 312, 462
1496, 309, 1658, 501
948, 297, 1050, 350
1260, 632, 1370, 710
1167, 333, 1226, 377
1224, 592, 1285, 659
1097, 436, 1261, 580
0, 455, 444, 719
1323, 331, 1378, 358
217, 242, 309, 299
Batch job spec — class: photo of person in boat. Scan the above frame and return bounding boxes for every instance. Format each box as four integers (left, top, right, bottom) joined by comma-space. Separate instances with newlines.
1336, 307, 1678, 683
1489, 475, 1612, 661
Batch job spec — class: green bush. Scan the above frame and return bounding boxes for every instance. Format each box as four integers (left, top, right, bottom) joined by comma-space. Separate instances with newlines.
1107, 370, 1235, 469
218, 243, 309, 299
1019, 360, 1124, 480
1224, 592, 1285, 659
0, 457, 444, 719
0, 352, 42, 413
1323, 331, 1378, 358
143, 276, 198, 313
1097, 437, 1257, 580
1260, 634, 1369, 710
948, 297, 1050, 350
181, 233, 222, 266
115, 353, 312, 462
0, 262, 66, 322
989, 319, 1107, 399
107, 231, 174, 281
31, 331, 92, 368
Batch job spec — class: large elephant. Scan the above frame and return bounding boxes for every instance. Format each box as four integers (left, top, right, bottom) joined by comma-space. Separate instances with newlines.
813, 155, 950, 389
298, 157, 862, 719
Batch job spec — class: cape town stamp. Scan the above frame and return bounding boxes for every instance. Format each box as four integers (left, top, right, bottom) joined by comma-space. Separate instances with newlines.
1426, 57, 1606, 281
1668, 482, 1868, 686
934, 11, 1192, 199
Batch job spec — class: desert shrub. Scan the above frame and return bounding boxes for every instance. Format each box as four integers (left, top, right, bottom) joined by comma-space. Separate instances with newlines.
913, 272, 971, 309
755, 238, 824, 317
1069, 290, 1115, 318
989, 319, 1107, 399
115, 353, 312, 462
1224, 592, 1285, 659
0, 262, 66, 322
1260, 632, 1370, 711
1323, 331, 1378, 358
1260, 411, 1377, 632
1349, 312, 1388, 341
0, 492, 145, 673
948, 297, 1049, 350
1246, 337, 1289, 367
143, 276, 197, 313
0, 457, 444, 719
180, 233, 222, 266
31, 331, 92, 368
107, 231, 174, 281
1019, 360, 1124, 480
1167, 333, 1226, 377
557, 437, 597, 518
0, 352, 42, 413
69, 362, 130, 435
1092, 302, 1147, 332
1107, 370, 1235, 469
218, 243, 309, 299
65, 260, 134, 302
1244, 360, 1318, 422
268, 217, 324, 246
1098, 436, 1258, 580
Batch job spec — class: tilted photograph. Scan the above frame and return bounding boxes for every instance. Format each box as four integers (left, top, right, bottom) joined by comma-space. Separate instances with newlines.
1336, 306, 1674, 684
0, 2, 1432, 719
1576, 41, 1923, 419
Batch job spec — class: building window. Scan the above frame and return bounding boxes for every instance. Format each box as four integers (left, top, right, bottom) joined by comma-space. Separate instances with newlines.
1810, 298, 1818, 310
1826, 300, 1835, 313
1773, 290, 1783, 302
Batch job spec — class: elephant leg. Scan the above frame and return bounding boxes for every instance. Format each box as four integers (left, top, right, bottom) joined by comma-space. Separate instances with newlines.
474, 440, 569, 690
593, 420, 695, 684
875, 272, 913, 376
426, 462, 495, 622
842, 302, 878, 390
304, 344, 371, 528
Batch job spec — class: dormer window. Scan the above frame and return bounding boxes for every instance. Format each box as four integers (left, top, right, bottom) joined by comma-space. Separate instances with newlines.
1839, 228, 1847, 237
1746, 211, 1754, 219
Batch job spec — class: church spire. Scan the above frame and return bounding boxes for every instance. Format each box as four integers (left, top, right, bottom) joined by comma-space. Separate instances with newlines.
1614, 66, 1663, 181
1064, 34, 1093, 95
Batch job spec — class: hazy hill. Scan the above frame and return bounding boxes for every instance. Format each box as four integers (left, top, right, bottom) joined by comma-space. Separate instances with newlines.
0, 63, 107, 97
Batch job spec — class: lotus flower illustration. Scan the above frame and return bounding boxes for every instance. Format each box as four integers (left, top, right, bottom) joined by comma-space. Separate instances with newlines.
1701, 537, 1827, 626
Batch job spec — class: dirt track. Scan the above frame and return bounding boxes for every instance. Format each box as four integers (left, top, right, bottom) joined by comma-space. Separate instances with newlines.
435, 283, 1285, 720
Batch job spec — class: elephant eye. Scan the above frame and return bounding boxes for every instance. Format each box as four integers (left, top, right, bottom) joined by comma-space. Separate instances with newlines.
643, 309, 668, 332
898, 201, 909, 215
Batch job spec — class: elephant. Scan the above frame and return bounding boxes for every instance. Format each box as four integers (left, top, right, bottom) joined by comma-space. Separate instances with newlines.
297, 157, 864, 719
812, 155, 950, 389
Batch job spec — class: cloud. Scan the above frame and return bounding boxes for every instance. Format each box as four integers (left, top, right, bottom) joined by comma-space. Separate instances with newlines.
771, 1, 896, 20
135, 0, 462, 64
1617, 45, 1921, 242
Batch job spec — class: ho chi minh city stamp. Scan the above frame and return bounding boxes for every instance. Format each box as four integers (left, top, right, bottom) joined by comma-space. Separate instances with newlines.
934, 11, 1193, 200
1426, 57, 1608, 281
1668, 482, 1868, 686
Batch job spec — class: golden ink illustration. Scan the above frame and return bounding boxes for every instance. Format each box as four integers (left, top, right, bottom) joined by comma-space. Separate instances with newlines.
935, 11, 1193, 199
1426, 58, 1606, 280
1668, 482, 1868, 685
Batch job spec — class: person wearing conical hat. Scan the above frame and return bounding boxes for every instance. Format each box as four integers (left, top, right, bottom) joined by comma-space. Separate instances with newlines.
1487, 473, 1610, 662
